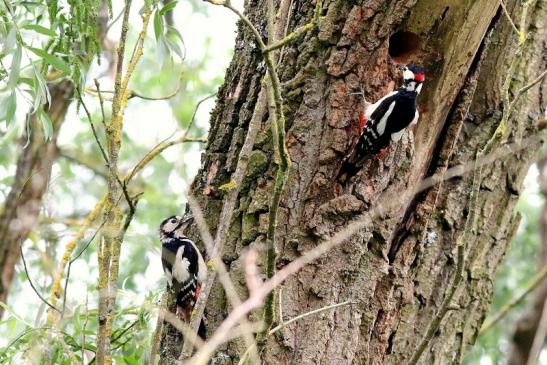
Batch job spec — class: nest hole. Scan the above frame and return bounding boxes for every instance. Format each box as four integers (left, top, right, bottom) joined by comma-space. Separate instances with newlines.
389, 31, 421, 62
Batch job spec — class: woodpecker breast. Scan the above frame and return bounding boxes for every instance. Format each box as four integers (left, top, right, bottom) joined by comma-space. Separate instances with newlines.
161, 235, 207, 310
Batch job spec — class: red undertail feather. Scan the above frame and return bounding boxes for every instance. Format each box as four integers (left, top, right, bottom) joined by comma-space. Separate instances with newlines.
358, 111, 367, 133
375, 146, 391, 158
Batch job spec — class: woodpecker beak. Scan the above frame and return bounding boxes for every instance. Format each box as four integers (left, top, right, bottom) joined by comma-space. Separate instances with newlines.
396, 64, 405, 71
181, 215, 193, 228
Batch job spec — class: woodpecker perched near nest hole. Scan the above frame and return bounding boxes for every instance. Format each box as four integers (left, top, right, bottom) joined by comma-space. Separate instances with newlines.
338, 63, 425, 182
159, 215, 207, 339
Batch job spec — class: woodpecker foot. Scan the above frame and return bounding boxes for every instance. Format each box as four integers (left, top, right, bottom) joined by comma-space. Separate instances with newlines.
375, 146, 391, 158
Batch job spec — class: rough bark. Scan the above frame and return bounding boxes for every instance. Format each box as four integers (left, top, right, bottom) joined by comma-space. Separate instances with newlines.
162, 0, 546, 363
505, 157, 547, 365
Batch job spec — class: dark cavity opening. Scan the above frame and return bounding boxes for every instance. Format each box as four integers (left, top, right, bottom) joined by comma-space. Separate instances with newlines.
388, 31, 421, 62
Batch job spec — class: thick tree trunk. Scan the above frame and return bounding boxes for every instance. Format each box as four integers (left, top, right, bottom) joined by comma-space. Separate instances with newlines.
162, 0, 546, 363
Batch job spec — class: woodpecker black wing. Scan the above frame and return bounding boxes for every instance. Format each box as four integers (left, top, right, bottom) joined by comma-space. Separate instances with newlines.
161, 238, 202, 311
340, 93, 398, 175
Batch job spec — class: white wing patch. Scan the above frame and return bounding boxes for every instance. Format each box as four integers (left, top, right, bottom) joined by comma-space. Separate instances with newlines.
391, 130, 405, 142
410, 110, 419, 126
187, 240, 207, 283
172, 246, 191, 283
376, 101, 396, 135
365, 91, 397, 120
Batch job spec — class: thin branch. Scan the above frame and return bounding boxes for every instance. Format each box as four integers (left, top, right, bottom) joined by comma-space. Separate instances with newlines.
480, 263, 547, 334
57, 148, 108, 179
86, 73, 185, 102
238, 301, 354, 365
407, 243, 466, 365
94, 79, 107, 129
514, 68, 547, 97
271, 300, 353, 334
62, 216, 110, 318
77, 89, 135, 213
82, 292, 89, 364
149, 293, 167, 365
184, 93, 216, 138
46, 198, 105, 324
75, 89, 109, 166
19, 243, 61, 313
499, 0, 520, 37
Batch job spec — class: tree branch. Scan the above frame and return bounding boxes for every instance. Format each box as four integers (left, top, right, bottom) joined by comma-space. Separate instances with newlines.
19, 243, 60, 313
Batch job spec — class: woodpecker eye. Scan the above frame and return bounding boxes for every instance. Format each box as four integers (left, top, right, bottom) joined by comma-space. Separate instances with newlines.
170, 218, 177, 224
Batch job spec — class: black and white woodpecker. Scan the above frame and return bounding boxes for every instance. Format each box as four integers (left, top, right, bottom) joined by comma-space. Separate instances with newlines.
338, 63, 425, 180
159, 215, 207, 338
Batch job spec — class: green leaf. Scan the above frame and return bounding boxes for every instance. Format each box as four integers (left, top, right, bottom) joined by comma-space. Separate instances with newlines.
159, 0, 178, 16
27, 47, 70, 74
22, 24, 56, 37
153, 9, 163, 40
38, 108, 53, 140
166, 26, 186, 60
7, 45, 22, 89
33, 63, 51, 106
0, 91, 18, 124
156, 37, 169, 68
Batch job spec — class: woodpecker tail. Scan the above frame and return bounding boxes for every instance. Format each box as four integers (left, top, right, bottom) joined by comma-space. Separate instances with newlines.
198, 318, 206, 340
336, 159, 361, 184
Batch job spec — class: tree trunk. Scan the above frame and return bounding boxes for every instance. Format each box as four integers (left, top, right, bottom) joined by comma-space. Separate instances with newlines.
162, 0, 546, 363
0, 3, 110, 318
0, 81, 72, 318
505, 157, 547, 365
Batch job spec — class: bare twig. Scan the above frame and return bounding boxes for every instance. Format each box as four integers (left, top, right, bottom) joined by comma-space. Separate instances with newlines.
76, 89, 109, 166
19, 243, 60, 313
94, 79, 107, 129
86, 73, 185, 101
499, 0, 520, 37
149, 294, 167, 365
407, 243, 466, 365
480, 263, 547, 334
238, 301, 354, 365
46, 198, 105, 324
82, 292, 89, 363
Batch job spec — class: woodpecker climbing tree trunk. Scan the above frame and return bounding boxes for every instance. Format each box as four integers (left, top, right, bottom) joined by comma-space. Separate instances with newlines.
160, 0, 546, 363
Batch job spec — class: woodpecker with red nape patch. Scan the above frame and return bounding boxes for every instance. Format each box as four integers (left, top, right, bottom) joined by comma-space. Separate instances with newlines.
338, 64, 425, 181
159, 215, 207, 338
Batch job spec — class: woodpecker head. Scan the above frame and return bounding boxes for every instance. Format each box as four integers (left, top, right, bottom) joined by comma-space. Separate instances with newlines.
398, 64, 425, 93
159, 215, 192, 241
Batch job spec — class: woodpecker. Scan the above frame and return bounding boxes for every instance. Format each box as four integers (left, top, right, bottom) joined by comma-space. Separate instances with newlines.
159, 215, 207, 338
338, 64, 425, 181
